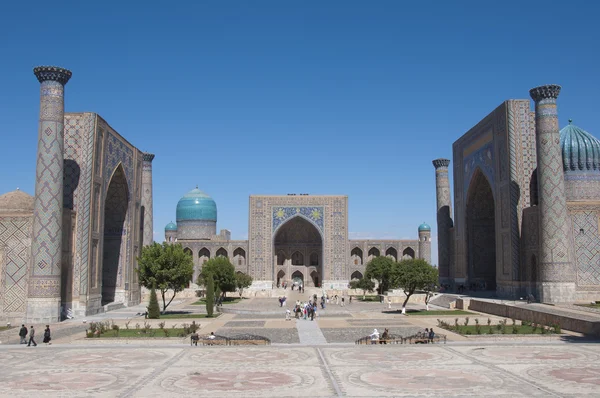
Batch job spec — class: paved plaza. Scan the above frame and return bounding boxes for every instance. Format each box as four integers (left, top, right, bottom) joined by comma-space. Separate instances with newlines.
1, 343, 600, 397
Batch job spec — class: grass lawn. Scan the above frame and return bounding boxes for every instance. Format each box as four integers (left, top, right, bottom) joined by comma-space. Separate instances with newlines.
0, 326, 13, 332
192, 297, 242, 305
159, 312, 214, 319
406, 310, 475, 316
89, 328, 188, 338
575, 303, 600, 309
354, 295, 380, 302
440, 324, 560, 335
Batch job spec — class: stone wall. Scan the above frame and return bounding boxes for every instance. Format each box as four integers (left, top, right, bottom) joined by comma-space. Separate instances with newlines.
466, 299, 600, 336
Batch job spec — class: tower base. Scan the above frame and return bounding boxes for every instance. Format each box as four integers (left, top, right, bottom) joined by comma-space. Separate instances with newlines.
538, 282, 576, 303
26, 297, 61, 323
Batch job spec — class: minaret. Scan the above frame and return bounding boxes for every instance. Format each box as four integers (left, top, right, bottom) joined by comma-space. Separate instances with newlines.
27, 66, 72, 322
432, 159, 453, 283
529, 84, 576, 303
418, 223, 431, 264
141, 153, 155, 247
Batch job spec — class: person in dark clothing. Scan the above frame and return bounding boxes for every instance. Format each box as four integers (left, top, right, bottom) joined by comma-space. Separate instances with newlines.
43, 325, 51, 345
27, 326, 37, 347
19, 325, 27, 344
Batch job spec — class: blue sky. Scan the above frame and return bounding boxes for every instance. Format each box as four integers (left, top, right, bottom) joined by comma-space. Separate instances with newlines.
1, 1, 599, 265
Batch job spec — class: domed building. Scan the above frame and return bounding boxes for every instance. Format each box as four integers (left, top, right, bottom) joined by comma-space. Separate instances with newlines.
435, 85, 600, 303
165, 190, 430, 290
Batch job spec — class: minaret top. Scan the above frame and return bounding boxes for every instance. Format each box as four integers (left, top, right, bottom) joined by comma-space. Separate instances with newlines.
142, 153, 155, 162
432, 158, 451, 169
33, 66, 72, 85
529, 84, 561, 102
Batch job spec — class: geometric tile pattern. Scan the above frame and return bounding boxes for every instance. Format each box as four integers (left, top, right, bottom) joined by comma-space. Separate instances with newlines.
64, 113, 96, 298
272, 206, 324, 233
0, 217, 32, 312
29, 77, 68, 298
530, 87, 575, 284
572, 210, 600, 286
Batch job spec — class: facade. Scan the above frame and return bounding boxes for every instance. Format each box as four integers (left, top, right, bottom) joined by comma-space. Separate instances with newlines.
165, 192, 430, 290
436, 84, 600, 303
0, 66, 152, 323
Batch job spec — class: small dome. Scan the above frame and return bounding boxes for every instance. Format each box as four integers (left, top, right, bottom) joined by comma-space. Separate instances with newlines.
165, 221, 178, 231
418, 222, 431, 232
560, 121, 600, 173
176, 188, 217, 222
0, 189, 34, 212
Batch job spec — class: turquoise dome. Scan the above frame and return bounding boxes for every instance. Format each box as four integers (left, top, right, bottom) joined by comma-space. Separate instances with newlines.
165, 221, 177, 231
418, 222, 431, 232
560, 121, 600, 173
176, 188, 217, 222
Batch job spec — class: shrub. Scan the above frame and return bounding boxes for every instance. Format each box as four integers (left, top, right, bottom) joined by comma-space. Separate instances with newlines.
158, 321, 166, 329
162, 328, 170, 337
464, 317, 470, 326
553, 323, 561, 334
475, 318, 481, 334
125, 320, 131, 330
205, 276, 215, 317
148, 286, 161, 319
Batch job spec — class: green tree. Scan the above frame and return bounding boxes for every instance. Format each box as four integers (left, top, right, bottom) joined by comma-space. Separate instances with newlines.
349, 277, 376, 300
205, 274, 215, 317
198, 257, 236, 299
365, 256, 398, 295
147, 285, 161, 319
394, 259, 439, 314
235, 272, 253, 297
137, 242, 194, 312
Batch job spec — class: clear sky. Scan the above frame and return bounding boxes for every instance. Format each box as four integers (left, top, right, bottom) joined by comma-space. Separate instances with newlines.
1, 1, 599, 265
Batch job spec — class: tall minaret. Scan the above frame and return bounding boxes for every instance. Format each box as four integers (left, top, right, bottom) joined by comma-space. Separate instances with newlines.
27, 66, 72, 322
432, 158, 453, 283
418, 223, 431, 264
529, 85, 576, 303
141, 153, 155, 247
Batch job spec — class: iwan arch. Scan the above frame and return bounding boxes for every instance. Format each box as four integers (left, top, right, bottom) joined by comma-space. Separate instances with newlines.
434, 84, 600, 303
164, 194, 431, 290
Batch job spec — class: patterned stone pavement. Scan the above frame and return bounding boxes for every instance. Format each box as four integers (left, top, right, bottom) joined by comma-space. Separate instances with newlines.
1, 343, 600, 397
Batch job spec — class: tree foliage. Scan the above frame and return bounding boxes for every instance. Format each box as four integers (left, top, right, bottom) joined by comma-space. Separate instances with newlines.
147, 285, 161, 319
198, 256, 236, 297
349, 277, 376, 299
205, 274, 215, 317
137, 242, 194, 312
365, 256, 397, 294
394, 258, 439, 312
235, 272, 253, 297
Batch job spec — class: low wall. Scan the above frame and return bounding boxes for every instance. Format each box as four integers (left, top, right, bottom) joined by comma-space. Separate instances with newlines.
468, 299, 600, 337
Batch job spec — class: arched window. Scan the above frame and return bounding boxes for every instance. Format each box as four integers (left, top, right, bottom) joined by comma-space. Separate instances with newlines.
351, 247, 363, 266
199, 248, 210, 265
385, 247, 398, 261
291, 251, 304, 266
402, 247, 415, 259
216, 247, 228, 258
310, 252, 319, 266
367, 247, 380, 262
277, 250, 286, 266
350, 271, 363, 280
233, 247, 246, 267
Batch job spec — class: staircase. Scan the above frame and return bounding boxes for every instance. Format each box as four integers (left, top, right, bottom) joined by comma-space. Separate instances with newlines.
429, 294, 459, 309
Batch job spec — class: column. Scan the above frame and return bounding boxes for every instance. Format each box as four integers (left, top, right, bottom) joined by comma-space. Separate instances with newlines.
27, 66, 72, 322
418, 228, 431, 264
141, 153, 155, 247
432, 159, 453, 283
529, 84, 576, 303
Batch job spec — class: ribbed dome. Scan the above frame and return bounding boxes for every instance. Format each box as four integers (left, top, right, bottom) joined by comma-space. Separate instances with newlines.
0, 189, 34, 212
418, 222, 431, 232
165, 221, 178, 231
176, 188, 217, 222
560, 121, 600, 173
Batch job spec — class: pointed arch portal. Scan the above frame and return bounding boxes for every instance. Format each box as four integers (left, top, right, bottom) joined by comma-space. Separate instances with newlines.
273, 216, 323, 287
101, 165, 129, 305
466, 168, 496, 290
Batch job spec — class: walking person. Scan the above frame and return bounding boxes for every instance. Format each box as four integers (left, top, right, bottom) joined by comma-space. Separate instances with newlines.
27, 326, 37, 347
19, 324, 28, 344
43, 325, 51, 345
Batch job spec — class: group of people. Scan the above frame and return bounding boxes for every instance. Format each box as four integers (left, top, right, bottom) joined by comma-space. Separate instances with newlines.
287, 297, 319, 321
368, 328, 390, 344
18, 325, 51, 346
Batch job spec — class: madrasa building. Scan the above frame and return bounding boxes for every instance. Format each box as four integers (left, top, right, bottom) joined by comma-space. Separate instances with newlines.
434, 84, 600, 303
164, 191, 431, 290
0, 66, 153, 323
